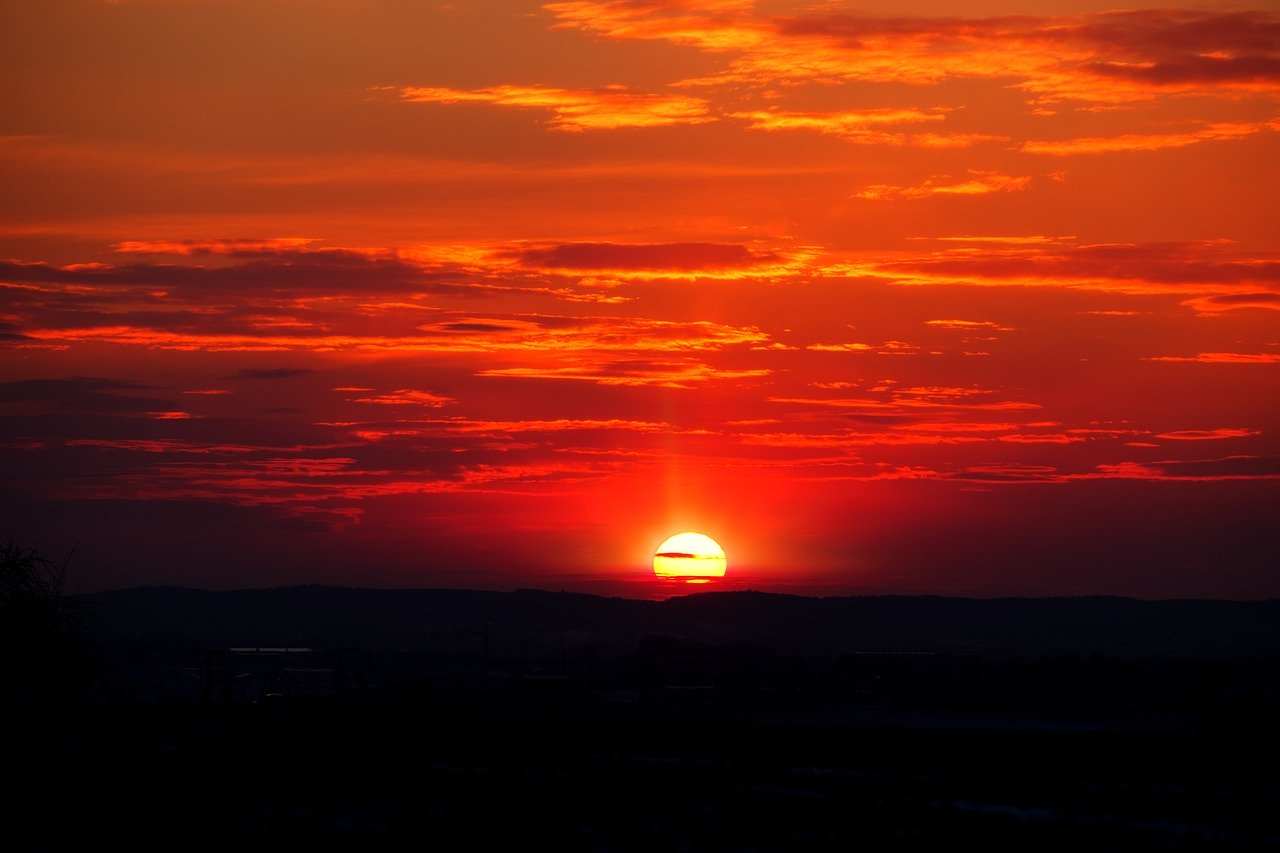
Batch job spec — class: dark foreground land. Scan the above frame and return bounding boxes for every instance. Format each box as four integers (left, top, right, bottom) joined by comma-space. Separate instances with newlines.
12, 588, 1280, 849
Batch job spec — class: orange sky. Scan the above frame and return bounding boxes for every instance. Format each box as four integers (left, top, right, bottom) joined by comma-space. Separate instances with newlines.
2, 1, 1277, 596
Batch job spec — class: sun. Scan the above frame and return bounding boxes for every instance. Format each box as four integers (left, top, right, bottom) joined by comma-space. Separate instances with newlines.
653, 532, 727, 582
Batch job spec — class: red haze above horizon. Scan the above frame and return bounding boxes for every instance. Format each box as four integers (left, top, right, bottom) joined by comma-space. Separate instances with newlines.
1, 1, 1277, 597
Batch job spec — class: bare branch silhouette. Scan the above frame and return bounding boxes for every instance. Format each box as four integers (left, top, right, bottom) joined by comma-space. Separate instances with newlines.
1, 540, 96, 712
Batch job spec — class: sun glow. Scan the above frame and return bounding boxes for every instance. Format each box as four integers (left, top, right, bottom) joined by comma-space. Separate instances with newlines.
653, 532, 727, 581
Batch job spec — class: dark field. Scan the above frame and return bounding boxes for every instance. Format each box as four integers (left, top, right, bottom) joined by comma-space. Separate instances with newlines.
11, 588, 1280, 849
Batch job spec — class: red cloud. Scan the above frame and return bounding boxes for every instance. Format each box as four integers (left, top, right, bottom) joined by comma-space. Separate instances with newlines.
113, 238, 316, 256
769, 396, 1041, 412
1155, 428, 1260, 440
478, 359, 769, 389
1090, 457, 1280, 481
1180, 293, 1280, 314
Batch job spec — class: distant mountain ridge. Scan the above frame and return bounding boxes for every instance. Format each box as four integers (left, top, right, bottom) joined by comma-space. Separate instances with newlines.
84, 586, 1280, 658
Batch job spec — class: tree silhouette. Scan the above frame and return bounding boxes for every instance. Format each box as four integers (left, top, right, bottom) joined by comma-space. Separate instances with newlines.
1, 540, 94, 712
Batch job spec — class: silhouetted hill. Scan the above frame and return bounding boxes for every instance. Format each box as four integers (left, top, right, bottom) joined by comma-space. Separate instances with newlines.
86, 586, 1280, 658
27, 586, 1278, 847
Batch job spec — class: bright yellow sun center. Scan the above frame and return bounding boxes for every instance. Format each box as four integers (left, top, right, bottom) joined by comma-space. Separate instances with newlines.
653, 532, 727, 581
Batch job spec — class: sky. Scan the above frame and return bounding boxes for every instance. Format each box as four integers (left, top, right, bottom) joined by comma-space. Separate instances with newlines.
1, 0, 1277, 597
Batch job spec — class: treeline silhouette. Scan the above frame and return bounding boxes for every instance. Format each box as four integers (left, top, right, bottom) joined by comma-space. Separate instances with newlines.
9, 574, 1280, 847
72, 585, 1280, 723
89, 584, 1280, 657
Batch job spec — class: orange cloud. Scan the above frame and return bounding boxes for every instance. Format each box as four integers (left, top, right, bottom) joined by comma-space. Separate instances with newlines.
902, 421, 1019, 433
855, 171, 1031, 200
739, 431, 987, 448
546, 5, 1280, 104
806, 340, 930, 356
768, 396, 1041, 413
727, 108, 1010, 148
334, 417, 679, 443
1146, 353, 1280, 364
23, 312, 770, 356
897, 386, 1005, 400
1022, 119, 1279, 155
927, 236, 1074, 245
909, 132, 1010, 149
998, 433, 1085, 444
925, 319, 1014, 332
348, 389, 454, 407
732, 417, 1120, 450
543, 0, 762, 51
728, 107, 938, 143
806, 342, 872, 353
394, 84, 713, 131
864, 240, 1280, 297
